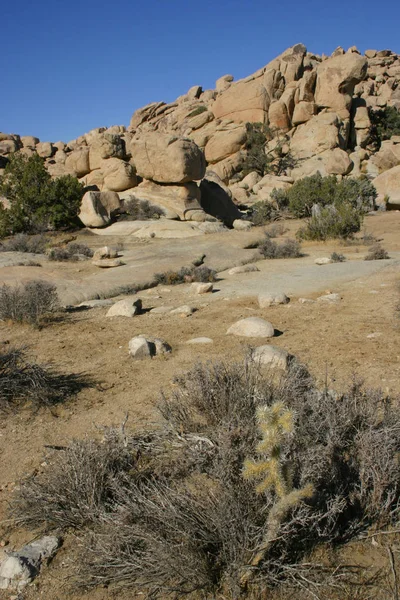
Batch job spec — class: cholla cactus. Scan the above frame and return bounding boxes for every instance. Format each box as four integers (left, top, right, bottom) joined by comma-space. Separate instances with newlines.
241, 402, 313, 586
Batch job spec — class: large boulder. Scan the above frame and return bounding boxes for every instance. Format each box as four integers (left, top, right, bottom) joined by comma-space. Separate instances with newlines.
78, 190, 121, 228
101, 158, 137, 192
89, 133, 126, 170
315, 53, 367, 114
204, 126, 247, 163
134, 179, 203, 220
130, 133, 206, 183
65, 147, 91, 177
372, 165, 400, 208
199, 171, 242, 225
212, 77, 270, 124
290, 112, 341, 159
226, 317, 275, 338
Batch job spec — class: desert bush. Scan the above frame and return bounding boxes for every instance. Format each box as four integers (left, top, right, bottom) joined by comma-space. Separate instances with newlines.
249, 201, 280, 225
242, 123, 295, 177
258, 237, 302, 259
154, 264, 217, 285
187, 105, 208, 118
48, 242, 93, 261
0, 233, 49, 253
277, 173, 377, 219
265, 223, 287, 238
369, 106, 400, 148
0, 280, 59, 326
0, 153, 84, 236
297, 203, 363, 241
16, 260, 42, 267
330, 252, 346, 263
121, 197, 164, 221
12, 358, 400, 598
0, 345, 91, 412
364, 244, 390, 260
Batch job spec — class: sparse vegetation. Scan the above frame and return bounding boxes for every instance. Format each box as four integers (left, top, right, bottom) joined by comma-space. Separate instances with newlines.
12, 358, 400, 598
242, 123, 295, 177
0, 233, 49, 253
249, 201, 280, 225
0, 280, 59, 326
154, 264, 217, 285
369, 106, 400, 149
121, 196, 164, 220
297, 203, 363, 241
0, 153, 84, 236
258, 237, 302, 259
0, 345, 91, 412
48, 242, 93, 261
186, 105, 208, 118
364, 244, 390, 260
330, 252, 346, 263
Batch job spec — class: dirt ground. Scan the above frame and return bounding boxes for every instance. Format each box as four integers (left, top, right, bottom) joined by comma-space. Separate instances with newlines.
0, 212, 399, 599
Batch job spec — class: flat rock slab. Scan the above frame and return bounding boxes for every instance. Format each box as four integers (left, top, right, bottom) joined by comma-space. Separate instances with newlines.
227, 317, 275, 338
317, 293, 341, 303
228, 264, 260, 275
92, 258, 124, 268
186, 337, 214, 344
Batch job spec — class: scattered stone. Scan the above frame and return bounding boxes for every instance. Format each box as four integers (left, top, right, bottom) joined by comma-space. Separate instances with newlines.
228, 264, 259, 275
258, 292, 290, 308
129, 335, 171, 359
232, 219, 253, 231
191, 282, 213, 294
227, 317, 275, 338
251, 345, 292, 370
186, 337, 213, 344
92, 258, 124, 268
317, 293, 341, 303
0, 536, 60, 591
92, 246, 119, 260
367, 332, 382, 339
298, 298, 316, 304
170, 305, 196, 316
315, 257, 333, 265
106, 298, 142, 318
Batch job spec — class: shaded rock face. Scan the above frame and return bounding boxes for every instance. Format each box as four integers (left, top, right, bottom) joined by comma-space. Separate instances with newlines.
2, 43, 400, 222
78, 190, 121, 227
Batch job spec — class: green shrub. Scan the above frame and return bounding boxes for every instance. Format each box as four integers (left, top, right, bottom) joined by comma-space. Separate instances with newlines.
249, 201, 280, 225
258, 237, 302, 259
242, 123, 274, 176
186, 105, 208, 118
0, 153, 84, 237
298, 203, 363, 241
369, 106, 400, 148
364, 244, 390, 260
0, 280, 59, 326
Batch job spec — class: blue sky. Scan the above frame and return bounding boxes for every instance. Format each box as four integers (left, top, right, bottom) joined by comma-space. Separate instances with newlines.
2, 0, 400, 142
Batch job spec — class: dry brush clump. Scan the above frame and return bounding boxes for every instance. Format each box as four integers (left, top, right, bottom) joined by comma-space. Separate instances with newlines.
10, 359, 400, 599
258, 236, 302, 259
0, 345, 92, 413
0, 280, 59, 326
154, 264, 217, 285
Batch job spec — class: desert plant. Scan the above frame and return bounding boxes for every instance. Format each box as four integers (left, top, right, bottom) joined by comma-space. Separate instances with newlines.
187, 105, 208, 118
16, 260, 42, 267
369, 106, 400, 149
154, 265, 217, 286
258, 237, 302, 259
121, 197, 164, 221
0, 345, 91, 412
364, 244, 390, 260
48, 242, 93, 261
330, 252, 346, 262
298, 203, 363, 241
11, 359, 400, 598
0, 280, 59, 326
0, 153, 84, 236
249, 201, 280, 225
0, 233, 49, 253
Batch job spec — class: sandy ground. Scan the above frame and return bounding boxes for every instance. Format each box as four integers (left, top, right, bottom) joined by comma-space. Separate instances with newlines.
0, 212, 399, 599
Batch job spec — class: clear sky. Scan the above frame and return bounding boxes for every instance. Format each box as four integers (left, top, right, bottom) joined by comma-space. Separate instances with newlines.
2, 0, 399, 143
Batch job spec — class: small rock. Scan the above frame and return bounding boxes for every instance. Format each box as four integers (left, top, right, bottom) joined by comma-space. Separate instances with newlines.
191, 282, 213, 294
227, 317, 275, 338
170, 305, 196, 316
92, 258, 124, 268
186, 337, 213, 344
251, 345, 292, 370
150, 306, 173, 314
228, 264, 259, 275
315, 257, 333, 265
232, 219, 253, 231
367, 332, 382, 339
298, 298, 315, 304
92, 246, 119, 260
106, 299, 142, 318
0, 536, 60, 591
258, 292, 290, 308
128, 337, 152, 359
317, 293, 341, 303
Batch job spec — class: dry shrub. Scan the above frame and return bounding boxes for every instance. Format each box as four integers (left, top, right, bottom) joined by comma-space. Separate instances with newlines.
258, 237, 302, 259
121, 196, 164, 220
0, 280, 59, 326
364, 244, 390, 261
11, 359, 400, 599
48, 242, 93, 261
0, 233, 49, 253
0, 345, 91, 413
331, 252, 346, 263
154, 264, 217, 285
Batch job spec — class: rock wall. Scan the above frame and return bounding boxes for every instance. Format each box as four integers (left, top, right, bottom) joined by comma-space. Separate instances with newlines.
1, 43, 400, 223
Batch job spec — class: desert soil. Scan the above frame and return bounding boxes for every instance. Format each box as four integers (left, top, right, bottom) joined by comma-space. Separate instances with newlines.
0, 211, 399, 599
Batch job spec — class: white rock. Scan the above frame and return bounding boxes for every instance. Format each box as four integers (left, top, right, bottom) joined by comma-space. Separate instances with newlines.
315, 257, 333, 265
186, 337, 214, 344
170, 305, 196, 316
0, 536, 60, 591
232, 219, 253, 231
92, 258, 124, 268
227, 317, 275, 338
228, 264, 260, 275
92, 246, 119, 260
137, 335, 172, 355
258, 292, 290, 308
317, 293, 341, 303
128, 337, 152, 359
298, 298, 316, 304
191, 282, 213, 294
106, 299, 142, 318
251, 345, 292, 370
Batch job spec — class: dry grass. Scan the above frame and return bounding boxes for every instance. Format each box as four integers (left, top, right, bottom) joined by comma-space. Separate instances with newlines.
0, 280, 59, 326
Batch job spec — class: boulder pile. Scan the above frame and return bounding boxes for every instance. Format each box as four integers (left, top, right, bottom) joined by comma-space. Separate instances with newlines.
1, 43, 400, 222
